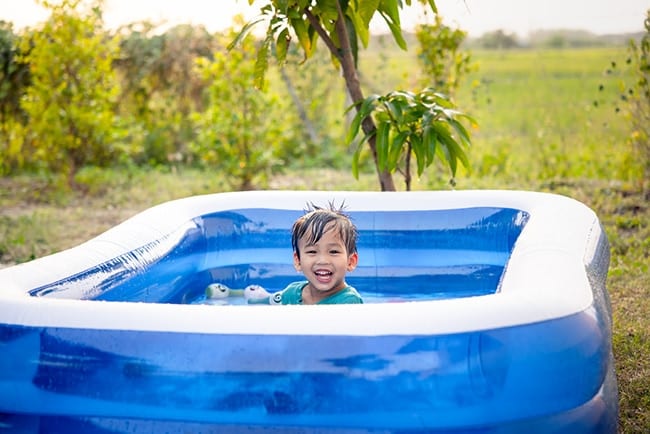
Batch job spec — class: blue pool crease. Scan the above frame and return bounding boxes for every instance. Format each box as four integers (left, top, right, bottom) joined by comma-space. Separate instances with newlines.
0, 190, 618, 433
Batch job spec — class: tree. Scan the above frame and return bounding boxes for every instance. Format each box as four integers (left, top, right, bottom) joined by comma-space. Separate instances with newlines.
415, 15, 473, 98
19, 0, 121, 185
191, 25, 284, 190
276, 44, 352, 167
0, 22, 30, 126
114, 22, 216, 165
347, 88, 473, 190
0, 21, 30, 174
237, 0, 472, 191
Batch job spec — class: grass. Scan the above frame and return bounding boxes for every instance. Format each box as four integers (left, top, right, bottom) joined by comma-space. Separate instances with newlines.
458, 48, 638, 182
1, 47, 649, 432
361, 46, 640, 183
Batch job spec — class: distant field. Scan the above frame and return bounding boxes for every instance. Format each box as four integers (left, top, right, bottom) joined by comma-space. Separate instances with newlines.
459, 48, 635, 181
361, 46, 638, 187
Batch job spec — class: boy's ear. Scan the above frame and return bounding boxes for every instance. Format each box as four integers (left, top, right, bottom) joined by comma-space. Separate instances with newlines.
293, 251, 302, 271
347, 252, 359, 271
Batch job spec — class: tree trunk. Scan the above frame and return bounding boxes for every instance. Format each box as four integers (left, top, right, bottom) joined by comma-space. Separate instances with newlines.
332, 5, 396, 191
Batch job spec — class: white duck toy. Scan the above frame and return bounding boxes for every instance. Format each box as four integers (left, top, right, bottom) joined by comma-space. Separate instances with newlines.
244, 284, 283, 304
204, 283, 232, 305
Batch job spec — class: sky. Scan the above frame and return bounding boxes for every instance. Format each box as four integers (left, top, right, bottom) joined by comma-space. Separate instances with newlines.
0, 0, 647, 37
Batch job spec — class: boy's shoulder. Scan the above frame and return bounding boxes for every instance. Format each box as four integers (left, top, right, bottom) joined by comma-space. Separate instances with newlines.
320, 285, 363, 304
278, 281, 307, 304
280, 282, 363, 304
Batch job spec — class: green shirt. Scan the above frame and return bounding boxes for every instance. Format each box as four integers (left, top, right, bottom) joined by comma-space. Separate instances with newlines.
257, 281, 363, 305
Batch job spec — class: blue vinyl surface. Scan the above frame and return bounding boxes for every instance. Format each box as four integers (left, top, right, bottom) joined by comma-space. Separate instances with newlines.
29, 207, 524, 303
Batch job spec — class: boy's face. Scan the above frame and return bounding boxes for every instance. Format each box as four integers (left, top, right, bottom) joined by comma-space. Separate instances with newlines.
293, 222, 358, 299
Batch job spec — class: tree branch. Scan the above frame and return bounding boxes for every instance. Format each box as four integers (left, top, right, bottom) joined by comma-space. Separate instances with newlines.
303, 8, 340, 60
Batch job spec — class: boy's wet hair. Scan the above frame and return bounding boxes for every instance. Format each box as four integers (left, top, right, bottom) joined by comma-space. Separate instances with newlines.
291, 201, 358, 259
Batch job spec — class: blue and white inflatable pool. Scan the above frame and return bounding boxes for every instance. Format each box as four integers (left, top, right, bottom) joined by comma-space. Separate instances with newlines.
0, 190, 617, 433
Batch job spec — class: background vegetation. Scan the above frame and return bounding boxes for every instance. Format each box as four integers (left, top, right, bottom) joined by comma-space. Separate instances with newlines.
0, 1, 648, 432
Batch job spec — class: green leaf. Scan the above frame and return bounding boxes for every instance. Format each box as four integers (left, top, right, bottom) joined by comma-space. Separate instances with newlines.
423, 124, 437, 166
347, 8, 369, 49
408, 133, 426, 176
275, 28, 290, 63
344, 14, 359, 66
345, 94, 379, 143
448, 138, 470, 170
449, 118, 471, 147
389, 130, 410, 170
434, 122, 470, 176
431, 123, 456, 173
254, 29, 274, 89
425, 0, 438, 14
346, 111, 363, 144
351, 129, 376, 178
389, 90, 415, 101
379, 0, 401, 27
351, 145, 361, 179
377, 0, 407, 50
412, 132, 426, 175
383, 99, 403, 123
358, 0, 380, 27
291, 18, 314, 58
357, 93, 381, 117
228, 16, 267, 51
346, 0, 379, 48
376, 121, 391, 171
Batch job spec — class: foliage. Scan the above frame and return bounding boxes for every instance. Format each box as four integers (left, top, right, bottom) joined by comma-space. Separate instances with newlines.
239, 0, 445, 191
460, 48, 635, 184
414, 15, 473, 97
114, 23, 216, 165
625, 10, 650, 191
191, 27, 284, 190
19, 0, 121, 184
271, 44, 350, 167
0, 21, 31, 174
347, 88, 473, 190
0, 21, 30, 123
594, 11, 650, 193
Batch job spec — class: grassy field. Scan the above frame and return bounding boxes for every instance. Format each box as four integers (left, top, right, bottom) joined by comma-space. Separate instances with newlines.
459, 48, 637, 181
1, 47, 649, 432
363, 46, 640, 183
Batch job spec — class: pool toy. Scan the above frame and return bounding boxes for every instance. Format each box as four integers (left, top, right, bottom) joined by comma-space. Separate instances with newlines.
243, 283, 276, 304
205, 282, 230, 298
0, 190, 618, 433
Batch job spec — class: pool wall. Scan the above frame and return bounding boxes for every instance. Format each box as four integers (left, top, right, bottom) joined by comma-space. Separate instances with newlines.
0, 190, 617, 433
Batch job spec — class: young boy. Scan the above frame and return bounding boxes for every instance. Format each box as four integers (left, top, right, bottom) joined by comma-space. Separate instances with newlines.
249, 202, 363, 305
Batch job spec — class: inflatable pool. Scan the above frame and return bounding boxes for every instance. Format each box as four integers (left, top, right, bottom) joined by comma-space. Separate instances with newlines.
0, 190, 617, 433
